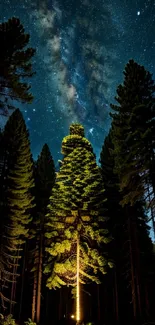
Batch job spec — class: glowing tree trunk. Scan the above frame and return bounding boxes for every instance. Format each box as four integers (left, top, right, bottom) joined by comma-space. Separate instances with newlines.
76, 236, 80, 324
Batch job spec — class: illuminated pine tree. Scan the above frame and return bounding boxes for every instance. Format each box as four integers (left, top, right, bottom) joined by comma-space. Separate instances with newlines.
45, 124, 112, 321
0, 108, 35, 312
61, 123, 94, 157
0, 17, 35, 115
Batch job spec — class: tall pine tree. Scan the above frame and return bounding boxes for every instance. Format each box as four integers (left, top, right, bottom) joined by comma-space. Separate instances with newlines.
100, 130, 123, 323
110, 59, 155, 229
106, 59, 155, 321
45, 124, 112, 321
100, 129, 154, 323
0, 108, 35, 313
31, 144, 55, 324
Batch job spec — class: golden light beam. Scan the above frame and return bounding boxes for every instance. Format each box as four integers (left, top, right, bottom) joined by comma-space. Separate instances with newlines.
76, 236, 80, 322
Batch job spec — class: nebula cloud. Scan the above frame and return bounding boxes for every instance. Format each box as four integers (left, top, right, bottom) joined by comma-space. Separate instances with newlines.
30, 0, 78, 120
29, 0, 124, 128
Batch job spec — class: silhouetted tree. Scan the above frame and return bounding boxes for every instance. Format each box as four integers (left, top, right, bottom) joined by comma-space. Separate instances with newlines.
31, 144, 55, 324
0, 17, 35, 115
100, 130, 123, 323
100, 128, 154, 323
111, 59, 155, 231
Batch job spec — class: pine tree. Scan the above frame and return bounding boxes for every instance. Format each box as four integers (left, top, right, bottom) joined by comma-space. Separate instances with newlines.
31, 144, 55, 324
45, 124, 112, 321
110, 60, 155, 228
61, 123, 94, 157
100, 130, 123, 322
0, 108, 35, 312
0, 17, 35, 115
100, 129, 153, 323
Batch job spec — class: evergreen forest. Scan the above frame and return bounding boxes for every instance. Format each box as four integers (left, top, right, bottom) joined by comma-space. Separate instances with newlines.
0, 16, 155, 325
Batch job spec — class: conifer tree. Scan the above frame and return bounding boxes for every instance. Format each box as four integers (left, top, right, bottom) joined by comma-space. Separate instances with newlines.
0, 17, 35, 115
100, 129, 153, 323
61, 123, 94, 157
0, 108, 35, 312
100, 130, 123, 322
111, 59, 155, 229
31, 144, 55, 324
45, 124, 112, 321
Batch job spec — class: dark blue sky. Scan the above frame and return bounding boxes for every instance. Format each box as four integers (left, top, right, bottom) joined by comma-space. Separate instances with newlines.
0, 0, 155, 165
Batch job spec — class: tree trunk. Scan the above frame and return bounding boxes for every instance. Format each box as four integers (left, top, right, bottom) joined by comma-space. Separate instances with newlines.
76, 235, 80, 323
10, 259, 16, 314
114, 268, 119, 322
19, 242, 27, 319
59, 288, 62, 320
128, 215, 137, 319
32, 256, 38, 322
36, 233, 43, 324
97, 284, 100, 322
10, 248, 20, 314
145, 283, 150, 318
133, 221, 142, 318
65, 287, 69, 319
32, 273, 37, 322
45, 289, 49, 323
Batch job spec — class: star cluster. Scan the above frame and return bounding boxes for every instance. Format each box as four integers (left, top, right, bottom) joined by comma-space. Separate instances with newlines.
0, 0, 155, 165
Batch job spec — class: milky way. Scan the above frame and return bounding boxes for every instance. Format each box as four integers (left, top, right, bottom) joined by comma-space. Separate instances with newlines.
0, 0, 155, 165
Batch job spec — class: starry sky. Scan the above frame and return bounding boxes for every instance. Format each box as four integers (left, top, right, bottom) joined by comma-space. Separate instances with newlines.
0, 0, 155, 166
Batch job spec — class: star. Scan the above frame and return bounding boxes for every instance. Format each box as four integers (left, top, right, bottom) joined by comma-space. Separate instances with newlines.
89, 127, 94, 135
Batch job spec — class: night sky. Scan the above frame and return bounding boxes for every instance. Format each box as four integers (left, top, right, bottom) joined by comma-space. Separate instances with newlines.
0, 0, 155, 166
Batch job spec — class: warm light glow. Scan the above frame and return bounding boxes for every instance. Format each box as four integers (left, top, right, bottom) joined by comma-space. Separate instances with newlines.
71, 315, 75, 319
76, 236, 80, 322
